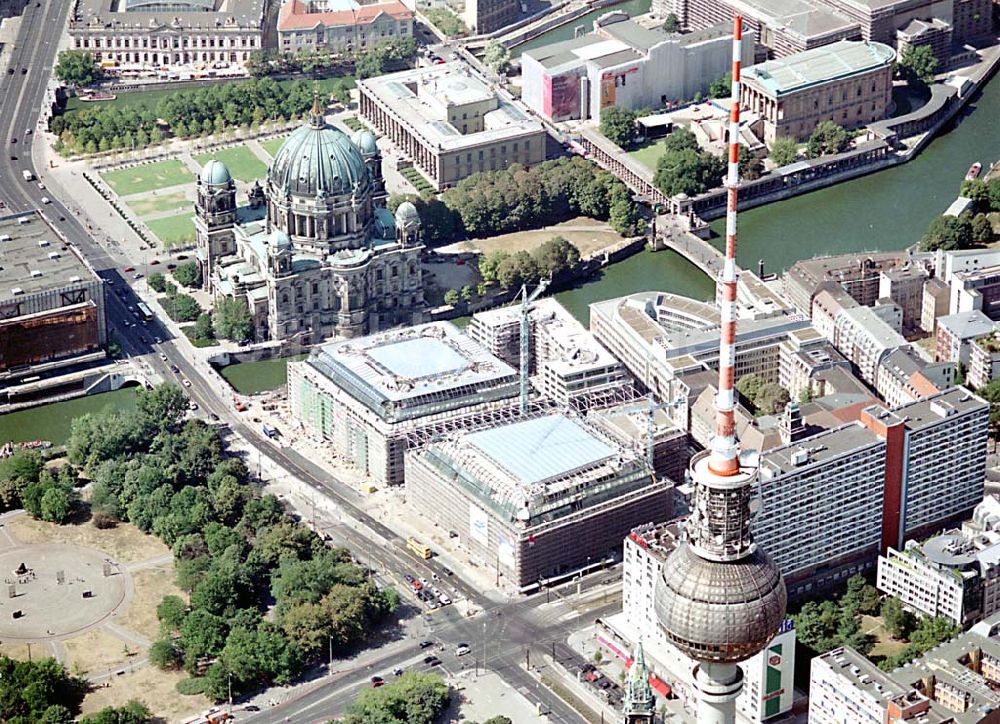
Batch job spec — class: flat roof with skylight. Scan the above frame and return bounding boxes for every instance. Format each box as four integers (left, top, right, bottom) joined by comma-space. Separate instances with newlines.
743, 40, 895, 96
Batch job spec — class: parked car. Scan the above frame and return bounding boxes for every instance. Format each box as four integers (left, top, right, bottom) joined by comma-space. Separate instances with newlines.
441, 566, 454, 576
419, 641, 435, 649
403, 574, 415, 583
392, 667, 404, 677
150, 259, 160, 265
124, 266, 135, 273
159, 353, 168, 361
170, 364, 180, 373
437, 594, 451, 605
424, 656, 441, 666
370, 676, 384, 687
455, 644, 471, 656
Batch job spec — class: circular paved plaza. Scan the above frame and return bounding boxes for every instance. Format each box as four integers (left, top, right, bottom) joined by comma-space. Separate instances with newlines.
0, 542, 128, 640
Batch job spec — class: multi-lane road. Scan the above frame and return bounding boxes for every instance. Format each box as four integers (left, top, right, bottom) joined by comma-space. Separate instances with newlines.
0, 14, 608, 721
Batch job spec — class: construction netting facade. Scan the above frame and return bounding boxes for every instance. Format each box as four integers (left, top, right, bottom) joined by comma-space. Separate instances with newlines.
0, 303, 101, 371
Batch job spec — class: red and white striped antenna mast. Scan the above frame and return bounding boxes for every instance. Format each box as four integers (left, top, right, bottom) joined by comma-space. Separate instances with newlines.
708, 14, 744, 479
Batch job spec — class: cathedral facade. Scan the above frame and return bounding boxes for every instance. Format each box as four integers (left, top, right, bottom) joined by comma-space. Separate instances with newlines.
195, 97, 424, 344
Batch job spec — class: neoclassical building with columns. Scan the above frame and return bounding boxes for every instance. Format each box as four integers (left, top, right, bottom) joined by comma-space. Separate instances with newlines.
195, 98, 424, 344
69, 0, 264, 74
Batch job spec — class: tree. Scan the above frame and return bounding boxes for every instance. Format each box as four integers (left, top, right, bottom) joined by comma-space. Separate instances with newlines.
600, 107, 638, 149
157, 595, 188, 631
708, 72, 732, 99
881, 596, 917, 640
919, 214, 974, 251
654, 143, 725, 197
149, 636, 183, 670
496, 250, 540, 290
355, 50, 385, 80
961, 178, 989, 208
246, 50, 272, 78
737, 145, 764, 181
988, 177, 1000, 212
192, 313, 215, 342
136, 384, 188, 433
478, 250, 508, 283
972, 213, 994, 243
735, 373, 764, 407
80, 700, 152, 724
214, 297, 253, 341
55, 50, 100, 86
148, 272, 167, 293
40, 486, 73, 523
806, 121, 851, 158
173, 262, 202, 288
756, 383, 790, 415
0, 656, 86, 721
898, 44, 938, 87
460, 285, 474, 301
662, 12, 680, 32
162, 293, 201, 323
979, 378, 1000, 434
483, 41, 511, 74
532, 236, 580, 278
443, 289, 459, 305
769, 136, 799, 167
342, 671, 450, 724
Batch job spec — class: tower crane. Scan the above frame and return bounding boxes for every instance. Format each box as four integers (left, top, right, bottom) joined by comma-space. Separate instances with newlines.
519, 279, 548, 414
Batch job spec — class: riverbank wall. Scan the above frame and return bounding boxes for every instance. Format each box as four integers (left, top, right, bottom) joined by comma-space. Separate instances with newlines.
495, 0, 625, 50
682, 43, 1000, 221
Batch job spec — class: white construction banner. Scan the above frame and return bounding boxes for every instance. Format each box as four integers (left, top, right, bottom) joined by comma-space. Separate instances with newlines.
469, 504, 489, 546
498, 535, 516, 570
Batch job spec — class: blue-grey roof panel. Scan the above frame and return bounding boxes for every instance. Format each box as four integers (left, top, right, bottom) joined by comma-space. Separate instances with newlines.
367, 336, 467, 378
466, 414, 614, 485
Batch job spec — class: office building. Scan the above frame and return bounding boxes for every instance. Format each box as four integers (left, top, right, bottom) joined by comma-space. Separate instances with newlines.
358, 63, 547, 190
969, 334, 1000, 389
651, 0, 861, 57
874, 347, 951, 409
879, 264, 928, 333
468, 297, 632, 410
878, 530, 1000, 628
0, 212, 107, 378
287, 321, 521, 485
832, 305, 908, 385
406, 413, 668, 590
784, 251, 911, 316
197, 102, 424, 343
464, 0, 518, 34
922, 276, 951, 334
277, 0, 413, 56
617, 522, 796, 722
521, 15, 753, 123
936, 310, 997, 365
756, 388, 988, 597
69, 0, 263, 75
740, 40, 894, 143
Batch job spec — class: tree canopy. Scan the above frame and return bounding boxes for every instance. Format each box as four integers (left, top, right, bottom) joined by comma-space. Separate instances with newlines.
770, 136, 798, 167
919, 214, 974, 251
483, 41, 512, 74
806, 121, 852, 158
0, 656, 87, 722
653, 129, 725, 197
214, 297, 253, 342
340, 672, 449, 724
897, 44, 938, 87
54, 50, 101, 87
600, 107, 639, 149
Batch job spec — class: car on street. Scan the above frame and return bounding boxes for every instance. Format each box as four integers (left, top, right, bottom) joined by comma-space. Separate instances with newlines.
182, 379, 192, 387
40, 196, 50, 204
159, 353, 168, 361
419, 577, 429, 586
370, 676, 384, 687
124, 266, 135, 273
419, 640, 435, 649
150, 259, 160, 265
25, 129, 31, 135
20, 68, 26, 74
188, 402, 199, 411
427, 599, 439, 609
133, 272, 143, 280
392, 667, 404, 676
36, 182, 44, 190
455, 644, 471, 656
423, 656, 441, 666
410, 580, 422, 592
176, 254, 189, 260
441, 566, 454, 576
437, 594, 451, 605
167, 263, 176, 270
403, 574, 415, 583
244, 705, 260, 712
209, 413, 220, 421
170, 364, 180, 373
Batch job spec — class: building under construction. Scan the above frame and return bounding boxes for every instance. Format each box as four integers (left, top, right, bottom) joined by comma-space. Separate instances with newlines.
467, 297, 632, 410
405, 412, 668, 591
0, 212, 106, 380
288, 321, 523, 485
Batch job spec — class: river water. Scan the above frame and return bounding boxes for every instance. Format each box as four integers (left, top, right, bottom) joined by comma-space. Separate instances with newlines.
0, 387, 139, 446
553, 69, 1000, 323
512, 0, 652, 58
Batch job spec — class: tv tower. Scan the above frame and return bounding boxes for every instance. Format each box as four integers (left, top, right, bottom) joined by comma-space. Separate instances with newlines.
652, 15, 786, 724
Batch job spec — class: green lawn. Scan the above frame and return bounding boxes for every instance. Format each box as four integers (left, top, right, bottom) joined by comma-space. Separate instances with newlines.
194, 145, 267, 183
125, 190, 190, 218
628, 139, 670, 172
101, 159, 192, 195
261, 135, 289, 159
147, 213, 197, 248
183, 326, 219, 347
341, 115, 363, 132
401, 166, 434, 194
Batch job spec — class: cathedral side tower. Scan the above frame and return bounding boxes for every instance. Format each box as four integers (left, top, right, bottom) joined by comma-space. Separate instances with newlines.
194, 159, 237, 292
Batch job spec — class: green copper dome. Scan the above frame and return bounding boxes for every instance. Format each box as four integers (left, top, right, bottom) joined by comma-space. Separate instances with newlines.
200, 159, 232, 186
269, 111, 368, 198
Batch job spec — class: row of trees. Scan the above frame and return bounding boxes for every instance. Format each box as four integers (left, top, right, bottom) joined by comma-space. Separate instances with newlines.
69, 384, 397, 701
440, 157, 645, 239
0, 653, 151, 723
245, 38, 414, 81
919, 212, 994, 251
477, 236, 582, 291
52, 77, 321, 155
337, 672, 450, 724
54, 50, 102, 87
735, 373, 791, 416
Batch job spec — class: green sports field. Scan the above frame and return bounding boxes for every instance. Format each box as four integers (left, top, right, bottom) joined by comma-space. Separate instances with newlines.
124, 190, 191, 218
194, 145, 267, 183
147, 213, 196, 248
101, 159, 192, 195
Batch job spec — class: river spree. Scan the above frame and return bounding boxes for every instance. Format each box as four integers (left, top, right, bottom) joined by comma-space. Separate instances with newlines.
0, 387, 139, 446
512, 0, 652, 58
553, 69, 1000, 323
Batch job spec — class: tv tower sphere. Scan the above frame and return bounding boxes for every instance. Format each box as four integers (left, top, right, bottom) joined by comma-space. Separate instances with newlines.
652, 14, 786, 724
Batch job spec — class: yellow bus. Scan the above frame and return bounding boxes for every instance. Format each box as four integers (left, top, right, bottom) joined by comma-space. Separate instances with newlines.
406, 537, 432, 559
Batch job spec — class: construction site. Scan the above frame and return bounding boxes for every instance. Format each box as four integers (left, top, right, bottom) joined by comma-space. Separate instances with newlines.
405, 412, 668, 592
